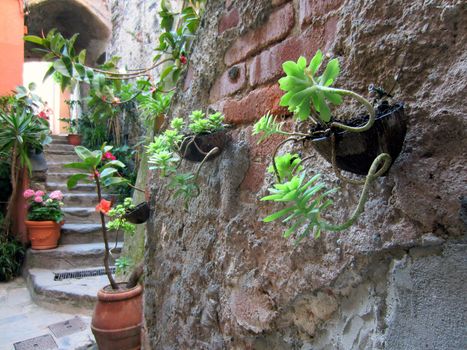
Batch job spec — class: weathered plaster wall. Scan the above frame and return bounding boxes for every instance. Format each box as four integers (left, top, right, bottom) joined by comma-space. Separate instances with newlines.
142, 0, 466, 349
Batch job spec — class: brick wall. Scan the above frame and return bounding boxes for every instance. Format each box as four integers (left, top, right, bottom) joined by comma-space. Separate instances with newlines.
184, 0, 343, 192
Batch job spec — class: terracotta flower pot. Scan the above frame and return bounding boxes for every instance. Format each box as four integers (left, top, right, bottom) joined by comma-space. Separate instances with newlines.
91, 283, 143, 350
311, 103, 407, 175
123, 202, 150, 224
25, 220, 61, 250
67, 134, 81, 146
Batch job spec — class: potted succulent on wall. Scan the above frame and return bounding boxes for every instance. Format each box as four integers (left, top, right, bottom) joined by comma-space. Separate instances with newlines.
252, 50, 407, 242
147, 109, 229, 207
23, 189, 64, 249
65, 144, 144, 350
60, 117, 81, 146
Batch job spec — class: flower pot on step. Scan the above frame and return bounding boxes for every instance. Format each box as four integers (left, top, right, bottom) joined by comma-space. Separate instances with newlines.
179, 130, 228, 162
311, 103, 407, 175
67, 134, 81, 146
123, 202, 150, 224
91, 283, 143, 350
25, 220, 61, 250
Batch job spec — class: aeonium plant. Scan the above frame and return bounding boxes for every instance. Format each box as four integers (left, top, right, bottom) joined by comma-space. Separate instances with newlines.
64, 144, 142, 290
253, 50, 393, 243
147, 110, 227, 207
23, 189, 64, 223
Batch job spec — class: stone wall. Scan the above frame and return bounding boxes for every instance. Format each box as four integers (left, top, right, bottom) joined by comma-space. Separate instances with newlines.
112, 0, 466, 349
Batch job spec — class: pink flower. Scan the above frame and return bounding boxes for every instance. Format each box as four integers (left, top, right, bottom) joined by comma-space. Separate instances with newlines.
180, 55, 187, 65
34, 196, 43, 203
49, 190, 64, 201
103, 152, 116, 161
35, 190, 45, 197
23, 189, 35, 199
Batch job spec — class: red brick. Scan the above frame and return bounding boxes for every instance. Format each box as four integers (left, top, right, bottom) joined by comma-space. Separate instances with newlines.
299, 0, 344, 28
248, 21, 338, 87
222, 84, 289, 125
224, 3, 295, 67
209, 63, 246, 102
240, 161, 266, 192
218, 8, 241, 34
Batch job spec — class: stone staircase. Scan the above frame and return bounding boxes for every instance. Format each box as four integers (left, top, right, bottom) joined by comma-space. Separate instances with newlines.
24, 135, 123, 314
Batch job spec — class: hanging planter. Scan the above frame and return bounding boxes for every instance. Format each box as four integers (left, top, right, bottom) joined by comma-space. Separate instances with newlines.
179, 130, 228, 162
311, 103, 407, 175
91, 283, 143, 350
123, 202, 150, 224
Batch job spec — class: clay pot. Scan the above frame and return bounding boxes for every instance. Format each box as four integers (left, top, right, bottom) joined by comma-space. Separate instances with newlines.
67, 134, 81, 146
25, 220, 61, 250
179, 130, 229, 162
311, 103, 407, 175
123, 202, 150, 224
91, 283, 143, 350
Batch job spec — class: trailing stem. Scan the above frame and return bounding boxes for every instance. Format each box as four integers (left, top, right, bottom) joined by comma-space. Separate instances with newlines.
322, 152, 391, 232
95, 173, 119, 290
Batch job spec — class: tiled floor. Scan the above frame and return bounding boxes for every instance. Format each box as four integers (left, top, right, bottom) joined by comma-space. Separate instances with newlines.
0, 278, 95, 350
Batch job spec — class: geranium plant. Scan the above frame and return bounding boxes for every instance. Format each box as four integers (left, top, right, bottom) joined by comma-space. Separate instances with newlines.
23, 189, 64, 222
252, 50, 398, 243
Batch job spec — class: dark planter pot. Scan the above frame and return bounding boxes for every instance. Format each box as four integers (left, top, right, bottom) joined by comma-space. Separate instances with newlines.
179, 130, 228, 162
311, 103, 407, 175
91, 283, 142, 350
123, 202, 150, 224
67, 134, 81, 146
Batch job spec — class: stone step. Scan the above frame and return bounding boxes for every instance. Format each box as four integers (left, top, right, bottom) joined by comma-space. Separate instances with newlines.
47, 172, 86, 183
63, 193, 116, 207
45, 143, 76, 152
25, 267, 114, 313
60, 223, 123, 244
44, 152, 80, 163
63, 207, 100, 223
25, 242, 123, 270
46, 181, 96, 193
50, 135, 69, 145
47, 161, 84, 173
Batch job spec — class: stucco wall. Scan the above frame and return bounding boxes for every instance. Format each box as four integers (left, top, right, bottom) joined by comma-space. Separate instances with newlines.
142, 0, 466, 349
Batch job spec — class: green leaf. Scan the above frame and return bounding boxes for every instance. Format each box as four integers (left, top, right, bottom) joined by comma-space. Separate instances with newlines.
78, 49, 87, 64
53, 60, 71, 77
43, 65, 56, 83
74, 146, 94, 161
323, 91, 343, 105
64, 162, 92, 171
309, 50, 323, 75
102, 177, 127, 187
67, 173, 90, 189
101, 160, 125, 169
263, 206, 295, 223
100, 167, 118, 178
320, 58, 339, 86
24, 35, 45, 45
317, 91, 331, 122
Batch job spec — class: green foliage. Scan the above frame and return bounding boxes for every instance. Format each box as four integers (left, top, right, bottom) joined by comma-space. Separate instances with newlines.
107, 198, 136, 236
267, 153, 303, 181
0, 234, 25, 282
261, 164, 338, 243
252, 112, 287, 144
168, 173, 199, 208
279, 50, 343, 123
188, 110, 225, 134
115, 256, 133, 275
137, 91, 173, 129
25, 193, 64, 223
65, 144, 127, 190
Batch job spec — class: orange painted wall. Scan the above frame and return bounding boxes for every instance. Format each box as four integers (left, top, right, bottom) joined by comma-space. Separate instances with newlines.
0, 0, 24, 96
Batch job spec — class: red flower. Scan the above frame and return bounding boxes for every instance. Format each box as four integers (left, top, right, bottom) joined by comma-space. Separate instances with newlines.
93, 170, 100, 178
102, 152, 116, 161
95, 199, 112, 214
180, 55, 187, 65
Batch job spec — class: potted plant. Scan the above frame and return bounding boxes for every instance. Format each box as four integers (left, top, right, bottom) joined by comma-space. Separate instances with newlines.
123, 200, 150, 224
252, 50, 407, 242
60, 117, 81, 146
65, 144, 143, 350
147, 110, 229, 207
23, 189, 64, 249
